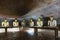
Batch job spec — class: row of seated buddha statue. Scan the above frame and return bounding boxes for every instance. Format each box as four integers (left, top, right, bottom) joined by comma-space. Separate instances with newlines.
1, 16, 57, 27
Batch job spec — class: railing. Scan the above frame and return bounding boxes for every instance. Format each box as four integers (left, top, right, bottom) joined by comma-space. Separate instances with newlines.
0, 26, 58, 40
29, 26, 58, 40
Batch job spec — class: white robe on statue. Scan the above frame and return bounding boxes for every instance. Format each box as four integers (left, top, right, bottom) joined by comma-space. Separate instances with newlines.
13, 22, 19, 27
48, 20, 57, 27
2, 22, 9, 27
37, 21, 43, 27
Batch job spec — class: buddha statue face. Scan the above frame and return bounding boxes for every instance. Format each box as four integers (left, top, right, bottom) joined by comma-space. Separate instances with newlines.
4, 20, 7, 22
30, 19, 33, 22
23, 20, 25, 22
50, 16, 54, 21
38, 18, 41, 21
15, 20, 17, 22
